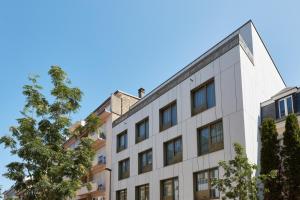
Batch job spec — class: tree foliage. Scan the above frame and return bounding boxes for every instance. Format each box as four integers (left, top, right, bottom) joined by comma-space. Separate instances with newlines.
212, 143, 258, 200
0, 66, 101, 200
282, 114, 300, 199
260, 118, 282, 200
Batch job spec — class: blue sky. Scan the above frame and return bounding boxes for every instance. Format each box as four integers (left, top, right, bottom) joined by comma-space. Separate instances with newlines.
0, 0, 299, 191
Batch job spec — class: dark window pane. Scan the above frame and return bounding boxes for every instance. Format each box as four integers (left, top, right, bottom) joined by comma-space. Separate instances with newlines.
287, 96, 293, 114
174, 139, 182, 154
279, 100, 286, 117
163, 107, 171, 127
207, 82, 215, 108
194, 87, 206, 111
210, 122, 223, 145
171, 104, 177, 125
199, 128, 209, 155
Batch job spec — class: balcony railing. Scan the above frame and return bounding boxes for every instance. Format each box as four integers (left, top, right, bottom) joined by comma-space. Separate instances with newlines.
77, 182, 106, 196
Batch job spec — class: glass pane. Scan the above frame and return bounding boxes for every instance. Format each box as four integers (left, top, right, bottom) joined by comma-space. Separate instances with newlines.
199, 128, 209, 155
174, 178, 179, 200
171, 104, 177, 125
196, 172, 208, 191
163, 180, 173, 198
145, 120, 149, 138
174, 138, 182, 154
139, 123, 145, 139
210, 122, 223, 145
166, 143, 174, 164
194, 87, 206, 110
148, 151, 152, 165
162, 108, 171, 128
210, 169, 220, 198
287, 97, 293, 114
279, 100, 286, 117
207, 82, 215, 108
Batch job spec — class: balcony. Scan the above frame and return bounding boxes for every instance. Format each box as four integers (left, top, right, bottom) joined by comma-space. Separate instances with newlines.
77, 182, 105, 197
90, 156, 106, 175
91, 132, 106, 150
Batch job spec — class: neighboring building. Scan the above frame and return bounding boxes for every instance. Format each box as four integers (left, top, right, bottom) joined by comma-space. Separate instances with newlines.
64, 91, 139, 200
261, 86, 300, 138
3, 186, 19, 200
110, 21, 286, 200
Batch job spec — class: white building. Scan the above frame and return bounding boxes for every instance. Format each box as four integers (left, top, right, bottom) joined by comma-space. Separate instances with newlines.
110, 21, 286, 200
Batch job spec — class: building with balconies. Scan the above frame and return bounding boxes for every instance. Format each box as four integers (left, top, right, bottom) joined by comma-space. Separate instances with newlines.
64, 90, 139, 200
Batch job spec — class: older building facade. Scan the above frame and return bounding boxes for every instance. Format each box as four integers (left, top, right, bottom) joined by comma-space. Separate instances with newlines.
64, 91, 139, 200
110, 21, 286, 200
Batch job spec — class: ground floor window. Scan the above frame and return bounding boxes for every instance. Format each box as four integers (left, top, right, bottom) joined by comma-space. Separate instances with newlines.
117, 189, 127, 200
136, 184, 150, 200
161, 177, 179, 200
194, 168, 219, 200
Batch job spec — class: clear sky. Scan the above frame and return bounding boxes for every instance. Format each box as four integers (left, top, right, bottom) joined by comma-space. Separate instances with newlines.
0, 0, 299, 191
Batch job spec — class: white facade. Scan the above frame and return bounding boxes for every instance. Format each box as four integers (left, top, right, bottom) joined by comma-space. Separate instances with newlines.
111, 21, 285, 200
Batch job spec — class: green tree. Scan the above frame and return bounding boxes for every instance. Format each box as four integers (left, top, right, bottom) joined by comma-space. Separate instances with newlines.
260, 118, 282, 200
282, 114, 300, 199
212, 143, 258, 200
0, 66, 101, 200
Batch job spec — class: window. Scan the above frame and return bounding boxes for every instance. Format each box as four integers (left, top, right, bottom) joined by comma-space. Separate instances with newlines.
194, 168, 219, 200
119, 158, 130, 180
278, 96, 294, 118
198, 120, 223, 156
138, 149, 152, 174
136, 117, 149, 143
164, 137, 182, 166
136, 184, 150, 200
160, 101, 177, 131
161, 177, 179, 200
117, 130, 128, 152
191, 80, 215, 116
117, 189, 127, 200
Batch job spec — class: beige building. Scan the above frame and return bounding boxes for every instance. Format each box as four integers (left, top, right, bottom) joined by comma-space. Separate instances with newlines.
64, 90, 139, 200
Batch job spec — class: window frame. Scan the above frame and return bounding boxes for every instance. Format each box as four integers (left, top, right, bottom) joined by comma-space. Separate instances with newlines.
197, 119, 224, 156
138, 148, 153, 174
164, 136, 183, 166
159, 101, 177, 132
278, 95, 294, 118
135, 184, 150, 200
160, 177, 179, 200
136, 117, 149, 144
193, 168, 219, 200
118, 158, 130, 180
116, 188, 127, 200
191, 79, 216, 116
117, 130, 128, 153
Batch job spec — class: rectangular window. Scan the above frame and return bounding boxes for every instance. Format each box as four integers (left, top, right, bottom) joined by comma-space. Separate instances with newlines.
136, 117, 149, 143
136, 184, 150, 200
164, 137, 182, 166
161, 177, 179, 200
191, 80, 215, 116
160, 101, 177, 131
119, 158, 130, 180
198, 120, 223, 156
117, 130, 128, 153
278, 96, 294, 118
117, 189, 127, 200
138, 149, 153, 174
194, 168, 219, 200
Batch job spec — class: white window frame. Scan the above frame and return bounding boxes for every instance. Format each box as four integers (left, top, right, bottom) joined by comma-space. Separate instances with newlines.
278, 95, 294, 118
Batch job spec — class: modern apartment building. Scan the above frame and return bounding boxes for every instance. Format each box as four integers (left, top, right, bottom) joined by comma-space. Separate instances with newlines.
64, 91, 139, 200
261, 87, 300, 137
110, 21, 286, 200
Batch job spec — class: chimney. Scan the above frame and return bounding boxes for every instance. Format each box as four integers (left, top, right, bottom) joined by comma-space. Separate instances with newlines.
138, 88, 145, 98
